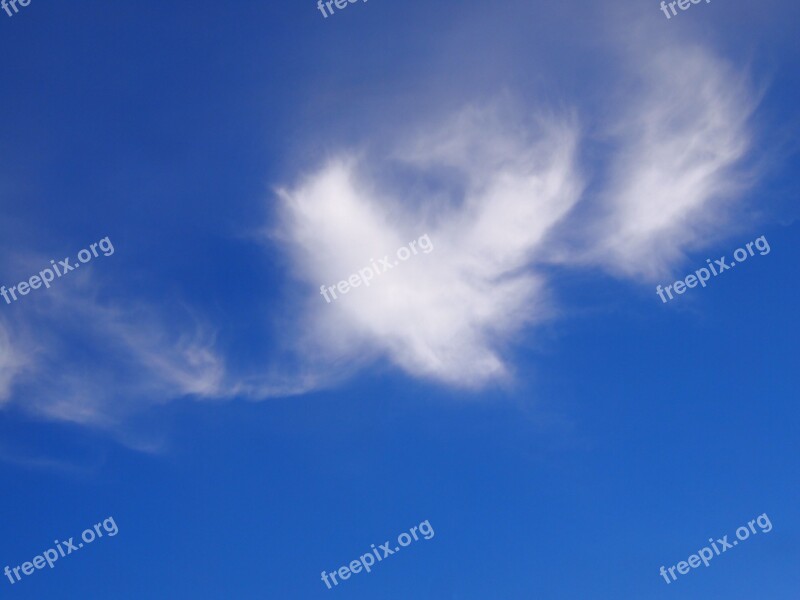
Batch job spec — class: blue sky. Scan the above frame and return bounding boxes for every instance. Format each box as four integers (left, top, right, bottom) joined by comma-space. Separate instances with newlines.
1, 0, 799, 598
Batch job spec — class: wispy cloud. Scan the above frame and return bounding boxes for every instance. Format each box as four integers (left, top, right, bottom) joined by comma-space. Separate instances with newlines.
0, 322, 29, 405
275, 104, 582, 387
271, 45, 759, 389
0, 272, 230, 430
586, 46, 758, 279
0, 36, 763, 438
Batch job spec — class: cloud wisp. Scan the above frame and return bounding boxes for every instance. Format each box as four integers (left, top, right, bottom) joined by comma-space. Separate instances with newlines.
586, 46, 758, 279
0, 40, 761, 439
275, 106, 582, 387
273, 44, 758, 389
1, 297, 228, 430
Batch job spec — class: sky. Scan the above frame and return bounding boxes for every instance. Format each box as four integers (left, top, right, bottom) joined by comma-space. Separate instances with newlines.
1, 0, 799, 598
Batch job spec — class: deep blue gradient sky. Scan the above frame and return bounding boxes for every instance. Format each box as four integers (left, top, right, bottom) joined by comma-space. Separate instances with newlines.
1, 1, 799, 598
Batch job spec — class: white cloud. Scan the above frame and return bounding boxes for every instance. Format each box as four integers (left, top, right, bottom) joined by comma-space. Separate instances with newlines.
275, 105, 583, 387
0, 37, 762, 438
0, 277, 230, 430
586, 46, 757, 279
272, 46, 758, 389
